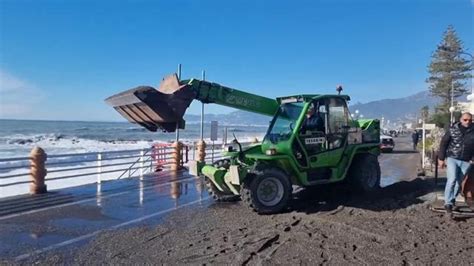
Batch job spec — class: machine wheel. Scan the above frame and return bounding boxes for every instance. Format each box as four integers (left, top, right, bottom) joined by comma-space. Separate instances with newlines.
206, 159, 240, 202
348, 154, 381, 192
241, 168, 292, 214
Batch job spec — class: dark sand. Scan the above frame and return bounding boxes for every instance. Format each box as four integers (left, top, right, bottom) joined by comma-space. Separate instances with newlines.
16, 177, 474, 265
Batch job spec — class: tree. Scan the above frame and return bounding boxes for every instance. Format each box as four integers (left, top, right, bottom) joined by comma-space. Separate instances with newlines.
427, 25, 472, 112
429, 111, 462, 129
429, 112, 449, 129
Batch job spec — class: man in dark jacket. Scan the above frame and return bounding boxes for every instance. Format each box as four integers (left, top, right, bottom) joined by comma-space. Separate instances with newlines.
411, 130, 420, 150
438, 112, 474, 217
301, 103, 325, 134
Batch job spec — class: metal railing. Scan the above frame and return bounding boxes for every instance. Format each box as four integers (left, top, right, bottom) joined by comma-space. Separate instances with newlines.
0, 156, 31, 187
0, 141, 258, 198
0, 147, 172, 198
189, 141, 256, 162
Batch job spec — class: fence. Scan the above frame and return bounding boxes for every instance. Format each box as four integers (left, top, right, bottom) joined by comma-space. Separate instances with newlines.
0, 148, 154, 198
0, 141, 256, 198
190, 141, 256, 162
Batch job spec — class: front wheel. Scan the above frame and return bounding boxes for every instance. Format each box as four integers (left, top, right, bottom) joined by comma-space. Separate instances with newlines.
348, 154, 381, 192
241, 168, 292, 214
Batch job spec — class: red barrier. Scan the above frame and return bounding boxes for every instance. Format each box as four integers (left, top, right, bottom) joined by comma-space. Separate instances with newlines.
152, 143, 170, 171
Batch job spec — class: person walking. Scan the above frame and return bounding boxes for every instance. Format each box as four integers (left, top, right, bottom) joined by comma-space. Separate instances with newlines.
411, 130, 419, 150
438, 112, 474, 218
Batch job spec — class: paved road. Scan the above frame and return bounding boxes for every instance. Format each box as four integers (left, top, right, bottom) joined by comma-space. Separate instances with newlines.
0, 170, 210, 261
379, 135, 420, 187
0, 135, 420, 262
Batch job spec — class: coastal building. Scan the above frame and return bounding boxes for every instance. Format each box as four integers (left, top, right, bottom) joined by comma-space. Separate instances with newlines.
458, 93, 474, 113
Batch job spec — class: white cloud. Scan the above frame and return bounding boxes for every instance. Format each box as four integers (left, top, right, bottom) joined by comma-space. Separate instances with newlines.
0, 104, 30, 116
0, 69, 44, 118
0, 70, 33, 93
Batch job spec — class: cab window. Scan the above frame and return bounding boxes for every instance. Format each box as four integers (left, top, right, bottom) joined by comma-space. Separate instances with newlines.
327, 98, 350, 149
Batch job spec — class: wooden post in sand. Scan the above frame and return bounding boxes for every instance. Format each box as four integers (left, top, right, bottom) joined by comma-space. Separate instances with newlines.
29, 146, 47, 194
170, 141, 183, 171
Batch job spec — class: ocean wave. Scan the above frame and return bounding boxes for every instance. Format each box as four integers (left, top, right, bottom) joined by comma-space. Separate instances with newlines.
1, 137, 155, 159
226, 128, 245, 132
5, 133, 66, 145
126, 127, 147, 132
7, 138, 35, 145
74, 127, 90, 131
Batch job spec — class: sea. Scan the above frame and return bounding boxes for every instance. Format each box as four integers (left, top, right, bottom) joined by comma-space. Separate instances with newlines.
0, 119, 268, 198
0, 119, 268, 159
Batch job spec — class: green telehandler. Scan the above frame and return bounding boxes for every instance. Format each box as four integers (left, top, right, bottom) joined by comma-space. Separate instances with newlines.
106, 73, 381, 214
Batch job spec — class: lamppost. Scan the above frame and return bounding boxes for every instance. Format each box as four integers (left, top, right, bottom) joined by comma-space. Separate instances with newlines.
418, 118, 426, 170
351, 109, 359, 120
449, 105, 455, 124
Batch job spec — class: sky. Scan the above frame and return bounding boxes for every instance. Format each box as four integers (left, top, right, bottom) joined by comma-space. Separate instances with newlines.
0, 0, 472, 121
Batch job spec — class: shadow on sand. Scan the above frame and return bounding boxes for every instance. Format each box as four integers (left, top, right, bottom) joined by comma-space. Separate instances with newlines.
288, 178, 436, 214
208, 176, 472, 220
386, 150, 419, 154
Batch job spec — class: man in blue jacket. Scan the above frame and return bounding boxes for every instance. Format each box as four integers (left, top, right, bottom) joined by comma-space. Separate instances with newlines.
438, 112, 474, 218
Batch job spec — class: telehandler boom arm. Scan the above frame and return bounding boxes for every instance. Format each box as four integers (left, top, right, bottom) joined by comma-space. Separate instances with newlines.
105, 74, 279, 132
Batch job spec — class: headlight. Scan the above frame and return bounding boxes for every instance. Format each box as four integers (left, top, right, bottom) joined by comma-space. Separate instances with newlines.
265, 149, 277, 155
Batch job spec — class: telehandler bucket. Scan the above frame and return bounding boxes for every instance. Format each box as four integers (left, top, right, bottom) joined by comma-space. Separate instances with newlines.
105, 74, 196, 132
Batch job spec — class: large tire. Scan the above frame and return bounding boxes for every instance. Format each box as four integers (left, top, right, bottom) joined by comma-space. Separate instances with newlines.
241, 168, 292, 214
205, 159, 240, 202
348, 154, 381, 192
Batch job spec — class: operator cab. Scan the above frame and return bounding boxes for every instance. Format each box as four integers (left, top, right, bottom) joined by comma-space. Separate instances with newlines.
297, 97, 351, 182
297, 97, 350, 155
264, 95, 352, 183
299, 100, 327, 154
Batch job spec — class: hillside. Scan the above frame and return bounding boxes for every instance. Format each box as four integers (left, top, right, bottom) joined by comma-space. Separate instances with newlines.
349, 91, 439, 122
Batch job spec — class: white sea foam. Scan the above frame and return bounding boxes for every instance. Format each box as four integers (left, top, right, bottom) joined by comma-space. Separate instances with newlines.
0, 136, 151, 158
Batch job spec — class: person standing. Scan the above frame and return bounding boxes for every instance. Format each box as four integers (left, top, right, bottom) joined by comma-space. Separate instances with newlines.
438, 112, 474, 218
411, 130, 420, 150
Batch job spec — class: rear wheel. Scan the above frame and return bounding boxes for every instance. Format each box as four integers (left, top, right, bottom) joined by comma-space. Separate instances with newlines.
241, 168, 292, 214
348, 154, 381, 192
205, 159, 240, 202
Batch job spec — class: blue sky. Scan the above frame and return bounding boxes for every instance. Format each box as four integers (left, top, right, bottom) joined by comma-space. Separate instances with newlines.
0, 0, 472, 121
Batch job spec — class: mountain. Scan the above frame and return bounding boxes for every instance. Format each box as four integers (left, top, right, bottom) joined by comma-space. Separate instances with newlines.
348, 91, 439, 123
184, 91, 440, 126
